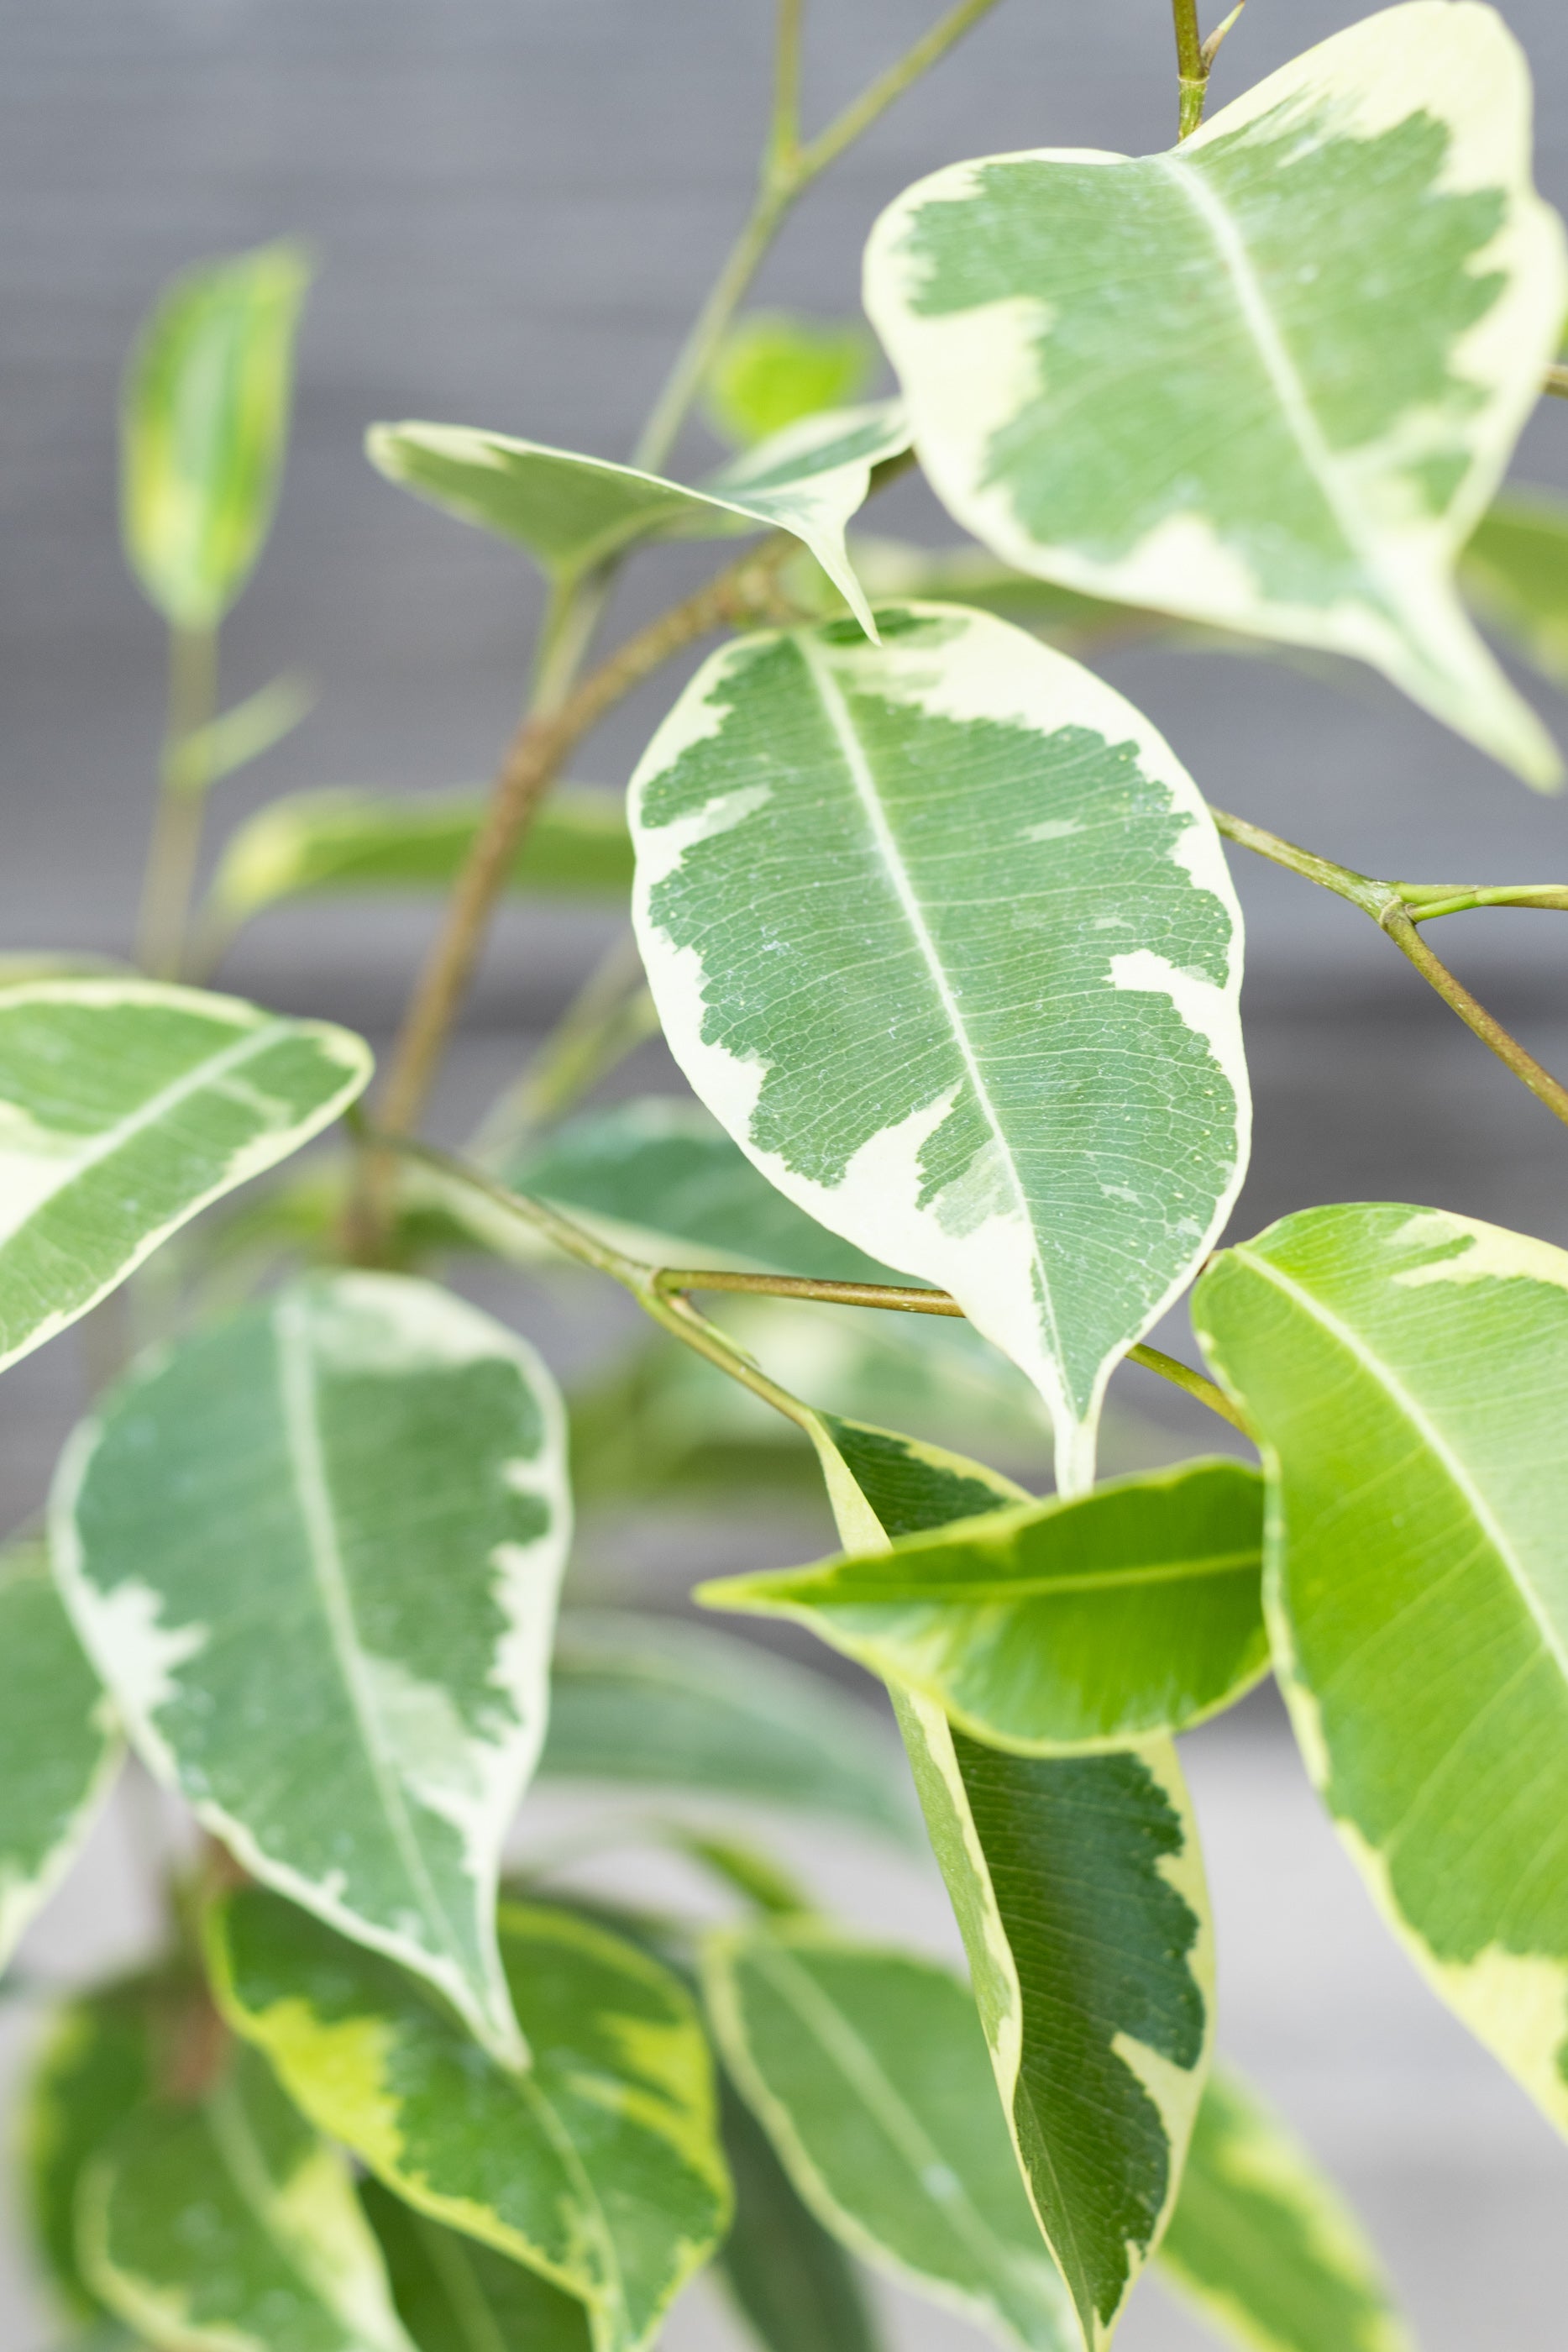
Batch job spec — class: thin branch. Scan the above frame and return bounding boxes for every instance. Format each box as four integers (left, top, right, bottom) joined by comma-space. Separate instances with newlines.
1547, 364, 1568, 401
1171, 0, 1209, 139
137, 623, 218, 979
768, 0, 807, 179
1379, 909, 1568, 1131
796, 0, 1004, 181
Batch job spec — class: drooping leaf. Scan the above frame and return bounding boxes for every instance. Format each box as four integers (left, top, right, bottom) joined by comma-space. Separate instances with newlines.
122, 241, 311, 630
1461, 484, 1568, 688
210, 1890, 732, 2352
52, 1271, 571, 2066
359, 2178, 592, 2352
1193, 1202, 1568, 2139
705, 311, 878, 447
540, 1610, 917, 1846
1159, 2067, 1413, 2352
704, 1918, 1074, 2352
629, 603, 1247, 1493
699, 1456, 1267, 1751
0, 1541, 119, 1972
716, 2069, 883, 2352
78, 2041, 414, 2351
0, 980, 370, 1374
207, 785, 632, 932
864, 4, 1567, 784
367, 402, 910, 637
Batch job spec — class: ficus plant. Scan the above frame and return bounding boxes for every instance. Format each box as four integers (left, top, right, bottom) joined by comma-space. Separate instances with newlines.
6, 2, 1568, 2348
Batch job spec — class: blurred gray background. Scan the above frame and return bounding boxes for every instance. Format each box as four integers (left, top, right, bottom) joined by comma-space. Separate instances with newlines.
3, 2, 1567, 2344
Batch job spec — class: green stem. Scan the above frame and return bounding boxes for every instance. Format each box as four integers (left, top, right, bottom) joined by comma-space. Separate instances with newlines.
469, 931, 658, 1160
768, 0, 807, 181
136, 623, 218, 979
1171, 0, 1209, 138
1547, 364, 1568, 401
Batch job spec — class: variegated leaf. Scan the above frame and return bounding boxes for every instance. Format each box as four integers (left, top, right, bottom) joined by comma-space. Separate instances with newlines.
1461, 482, 1568, 688
716, 2067, 883, 2352
359, 2180, 592, 2352
1193, 1203, 1568, 2139
51, 1271, 570, 2066
628, 604, 1247, 1492
368, 401, 909, 638
0, 981, 370, 1375
864, 3, 1567, 784
210, 1891, 731, 2352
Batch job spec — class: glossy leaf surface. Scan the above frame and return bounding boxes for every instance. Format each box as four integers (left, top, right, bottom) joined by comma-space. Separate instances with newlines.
865, 3, 1566, 782
360, 2180, 592, 2352
1160, 2069, 1412, 2352
122, 241, 310, 629
1194, 1203, 1568, 2134
630, 604, 1246, 1493
716, 2069, 882, 2352
368, 402, 909, 636
0, 1541, 118, 1971
1462, 485, 1568, 687
540, 1610, 917, 1846
211, 1891, 731, 2352
80, 2044, 413, 2351
700, 1456, 1266, 1751
0, 981, 370, 1374
705, 1919, 1074, 2352
706, 311, 878, 447
54, 1271, 570, 2066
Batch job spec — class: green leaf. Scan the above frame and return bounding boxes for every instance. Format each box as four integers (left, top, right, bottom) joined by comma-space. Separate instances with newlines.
52, 1270, 571, 2066
367, 402, 910, 638
698, 1456, 1267, 1751
0, 1541, 119, 1972
1461, 485, 1568, 688
540, 1610, 918, 1847
209, 1890, 732, 2352
207, 785, 632, 930
79, 2042, 414, 2351
716, 2069, 882, 2352
359, 2178, 592, 2352
704, 1918, 1074, 2352
122, 241, 311, 630
628, 604, 1247, 1493
1159, 2067, 1412, 2352
864, 8, 1566, 785
705, 312, 878, 448
1192, 1202, 1568, 2139
0, 980, 370, 1375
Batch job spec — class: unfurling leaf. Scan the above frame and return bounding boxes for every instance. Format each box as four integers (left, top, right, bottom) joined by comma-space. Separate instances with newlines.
52, 1272, 571, 2066
716, 2067, 884, 2352
0, 980, 370, 1375
0, 1542, 119, 1973
705, 311, 878, 447
1461, 485, 1568, 688
122, 241, 311, 630
1193, 1203, 1568, 2139
210, 1891, 732, 2352
367, 401, 910, 638
699, 1456, 1267, 1750
704, 1919, 1075, 2352
79, 2042, 414, 2351
1161, 2067, 1413, 2352
360, 2179, 592, 2352
629, 605, 1247, 1493
865, 3, 1567, 784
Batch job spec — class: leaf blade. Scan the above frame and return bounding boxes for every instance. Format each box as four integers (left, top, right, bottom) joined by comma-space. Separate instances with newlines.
360, 2178, 593, 2352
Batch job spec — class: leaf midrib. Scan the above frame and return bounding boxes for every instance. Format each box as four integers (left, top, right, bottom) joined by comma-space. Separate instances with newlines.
768, 1548, 1260, 1607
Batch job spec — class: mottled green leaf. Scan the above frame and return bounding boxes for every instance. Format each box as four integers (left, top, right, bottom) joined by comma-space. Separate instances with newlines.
79, 2042, 413, 2351
716, 2069, 882, 2352
705, 1919, 1073, 2352
540, 1610, 917, 1846
1193, 1203, 1568, 2138
629, 604, 1247, 1492
360, 2178, 591, 2352
0, 1541, 118, 1971
207, 785, 632, 931
705, 312, 878, 447
1462, 484, 1568, 687
122, 242, 310, 630
699, 1456, 1267, 1751
53, 1272, 570, 2066
1159, 2068, 1412, 2352
0, 981, 370, 1374
368, 402, 909, 637
210, 1891, 731, 2352
865, 4, 1566, 783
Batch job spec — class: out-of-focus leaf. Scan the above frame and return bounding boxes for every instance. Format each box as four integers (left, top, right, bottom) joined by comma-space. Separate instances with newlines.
0, 980, 370, 1374
121, 241, 310, 630
866, 9, 1565, 783
717, 2068, 882, 2352
360, 2179, 592, 2352
53, 1271, 570, 2067
210, 1890, 732, 2352
0, 1541, 118, 1974
705, 312, 878, 448
181, 672, 317, 789
1461, 485, 1568, 688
